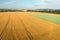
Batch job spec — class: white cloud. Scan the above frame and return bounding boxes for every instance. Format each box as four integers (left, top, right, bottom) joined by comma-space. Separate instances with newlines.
33, 0, 60, 9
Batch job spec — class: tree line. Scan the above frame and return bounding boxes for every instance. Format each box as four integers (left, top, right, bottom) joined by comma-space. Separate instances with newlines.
0, 9, 60, 14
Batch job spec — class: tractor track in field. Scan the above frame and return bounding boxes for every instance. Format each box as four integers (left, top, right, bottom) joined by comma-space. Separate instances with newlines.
8, 15, 19, 40
14, 26, 20, 40
16, 14, 33, 40
10, 25, 19, 40
0, 14, 10, 40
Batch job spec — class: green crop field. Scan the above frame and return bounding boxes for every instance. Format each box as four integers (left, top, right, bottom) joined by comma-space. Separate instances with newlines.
32, 13, 60, 24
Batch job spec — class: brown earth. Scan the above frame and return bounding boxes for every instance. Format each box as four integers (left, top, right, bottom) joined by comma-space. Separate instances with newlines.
0, 12, 60, 40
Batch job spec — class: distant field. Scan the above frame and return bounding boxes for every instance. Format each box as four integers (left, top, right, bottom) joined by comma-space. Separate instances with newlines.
32, 13, 60, 24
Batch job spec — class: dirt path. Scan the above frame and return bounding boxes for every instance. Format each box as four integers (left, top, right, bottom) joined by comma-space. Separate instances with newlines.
0, 12, 60, 40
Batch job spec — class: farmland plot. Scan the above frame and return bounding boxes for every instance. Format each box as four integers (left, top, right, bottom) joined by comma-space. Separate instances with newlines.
0, 12, 60, 40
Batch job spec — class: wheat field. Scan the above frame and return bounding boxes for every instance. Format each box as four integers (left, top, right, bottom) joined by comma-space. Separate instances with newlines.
0, 12, 60, 40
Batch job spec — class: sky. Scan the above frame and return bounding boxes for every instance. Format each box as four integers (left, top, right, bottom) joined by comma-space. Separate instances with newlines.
0, 0, 60, 9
